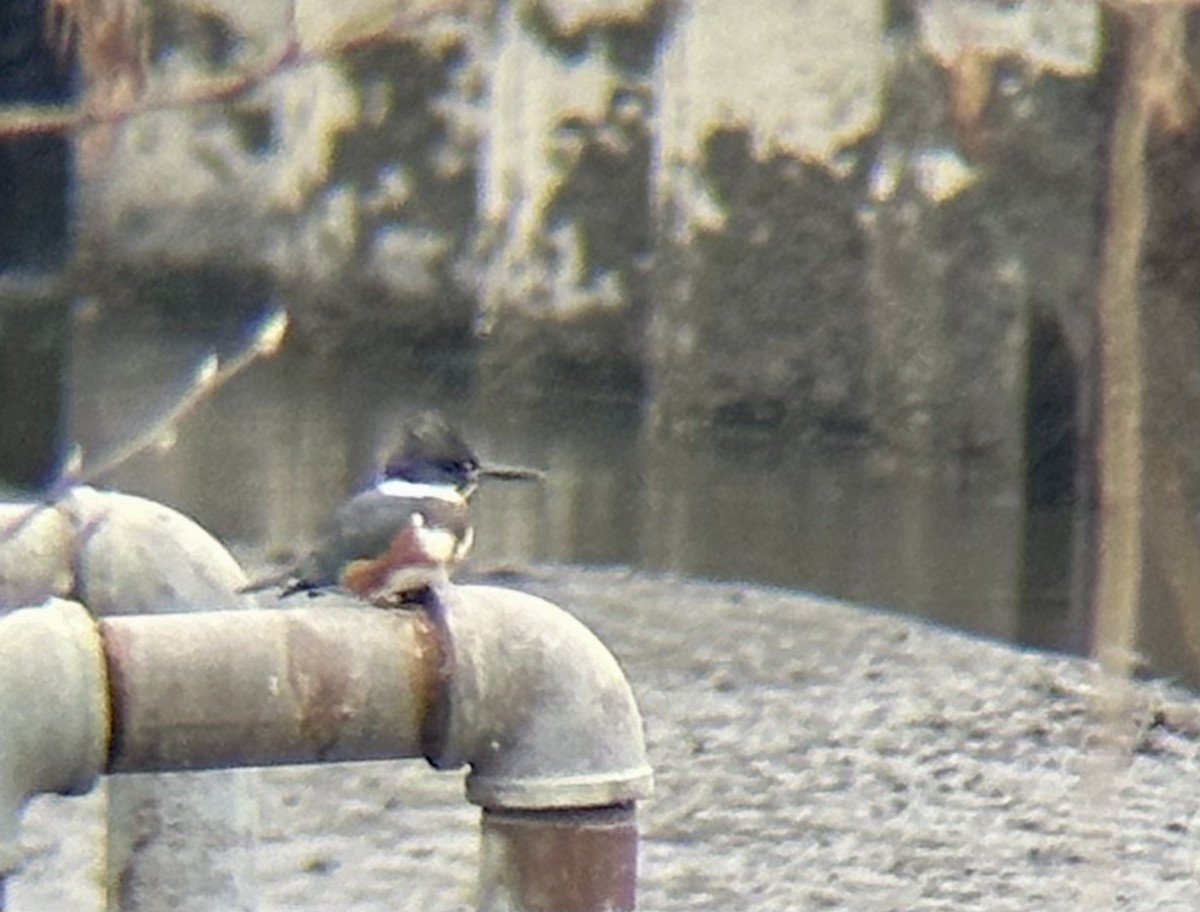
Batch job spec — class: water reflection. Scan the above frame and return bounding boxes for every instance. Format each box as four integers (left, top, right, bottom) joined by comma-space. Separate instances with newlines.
639, 432, 1030, 642
62, 300, 1085, 663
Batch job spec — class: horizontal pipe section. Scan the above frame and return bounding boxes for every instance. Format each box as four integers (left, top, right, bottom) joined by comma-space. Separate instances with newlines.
102, 603, 439, 772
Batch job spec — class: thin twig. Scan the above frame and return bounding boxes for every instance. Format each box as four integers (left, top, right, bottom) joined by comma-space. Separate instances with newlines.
72, 310, 289, 487
0, 0, 468, 140
1, 310, 289, 542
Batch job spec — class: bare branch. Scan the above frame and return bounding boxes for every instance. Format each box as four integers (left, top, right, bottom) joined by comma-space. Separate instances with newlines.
0, 310, 290, 546
0, 0, 471, 140
74, 310, 290, 486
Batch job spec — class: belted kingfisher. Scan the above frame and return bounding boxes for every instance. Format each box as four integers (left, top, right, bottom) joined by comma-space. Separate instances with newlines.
280, 412, 482, 606
265, 411, 541, 607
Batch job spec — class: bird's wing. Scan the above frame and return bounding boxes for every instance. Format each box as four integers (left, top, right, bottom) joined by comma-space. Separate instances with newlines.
301, 489, 471, 585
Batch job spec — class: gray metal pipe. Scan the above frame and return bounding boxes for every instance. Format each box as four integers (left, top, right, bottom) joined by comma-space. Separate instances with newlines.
0, 584, 652, 910
432, 585, 653, 912
102, 602, 436, 771
479, 805, 639, 912
0, 488, 247, 615
429, 585, 654, 810
0, 602, 109, 895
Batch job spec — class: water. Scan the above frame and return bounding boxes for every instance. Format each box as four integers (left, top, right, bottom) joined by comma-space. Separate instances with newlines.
63, 300, 1082, 660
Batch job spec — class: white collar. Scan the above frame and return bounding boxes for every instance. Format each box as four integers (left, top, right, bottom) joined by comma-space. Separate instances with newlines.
374, 478, 465, 504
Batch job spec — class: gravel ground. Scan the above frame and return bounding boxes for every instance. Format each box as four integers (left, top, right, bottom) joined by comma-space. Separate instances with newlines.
8, 567, 1200, 911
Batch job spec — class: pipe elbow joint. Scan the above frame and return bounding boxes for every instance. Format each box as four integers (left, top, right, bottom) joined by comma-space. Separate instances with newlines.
0, 600, 109, 872
427, 585, 653, 811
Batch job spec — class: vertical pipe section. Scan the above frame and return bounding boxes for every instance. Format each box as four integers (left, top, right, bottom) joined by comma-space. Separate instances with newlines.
64, 486, 257, 912
429, 585, 653, 912
478, 806, 638, 912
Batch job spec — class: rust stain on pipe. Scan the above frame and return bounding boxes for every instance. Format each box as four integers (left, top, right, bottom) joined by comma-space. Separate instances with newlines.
412, 592, 454, 766
479, 805, 638, 912
284, 617, 359, 758
99, 605, 436, 773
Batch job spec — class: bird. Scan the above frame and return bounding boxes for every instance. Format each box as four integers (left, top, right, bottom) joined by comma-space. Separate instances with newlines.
278, 412, 484, 607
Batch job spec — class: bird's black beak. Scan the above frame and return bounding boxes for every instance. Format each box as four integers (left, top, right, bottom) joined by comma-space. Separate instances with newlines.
478, 463, 547, 484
